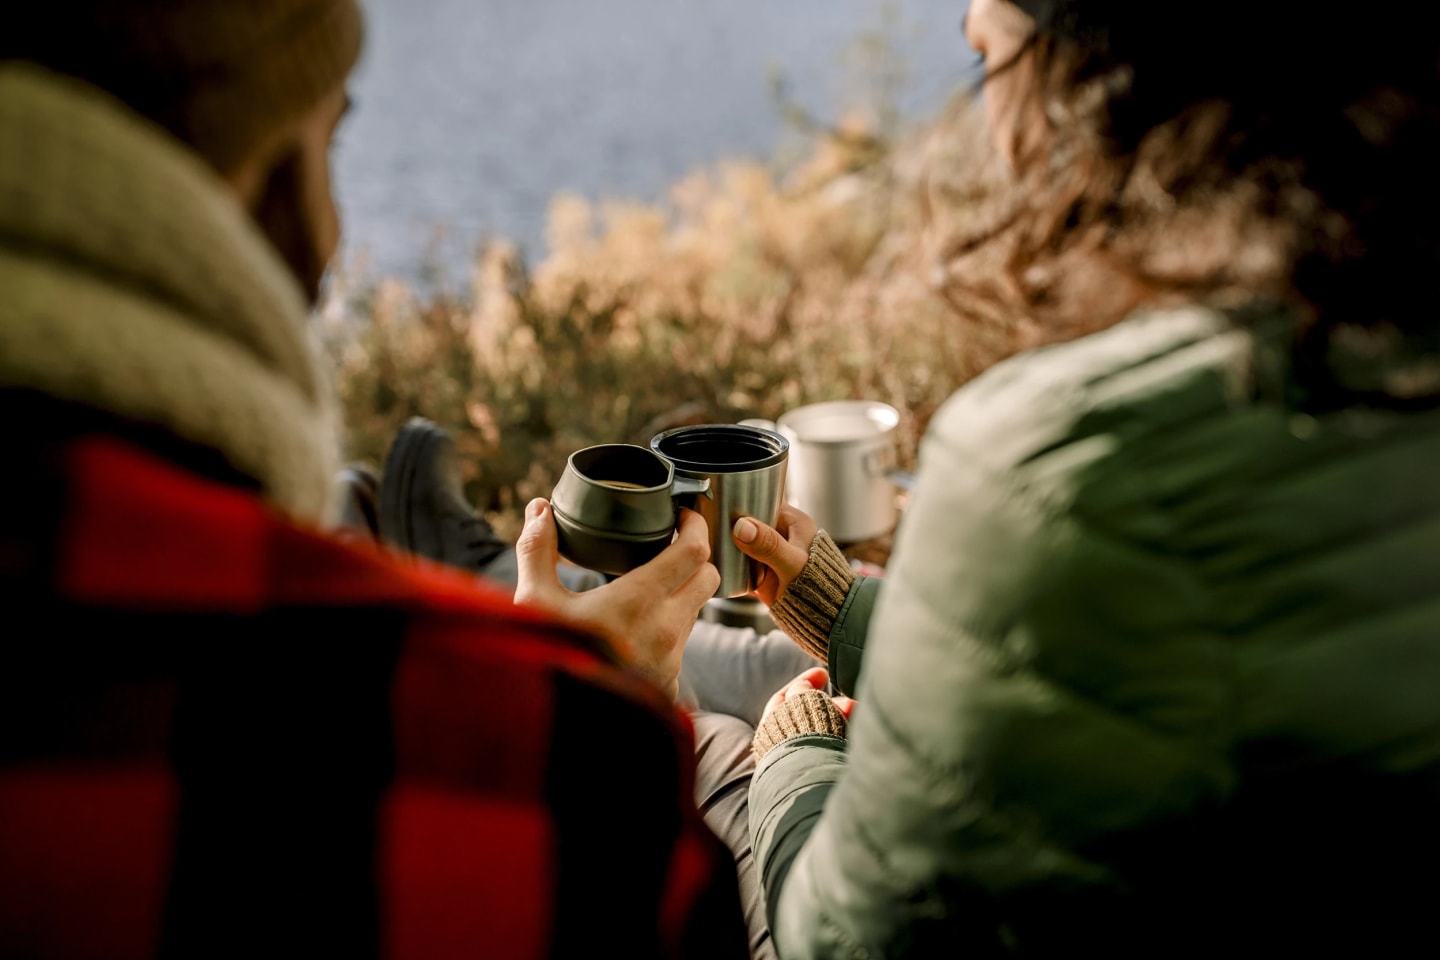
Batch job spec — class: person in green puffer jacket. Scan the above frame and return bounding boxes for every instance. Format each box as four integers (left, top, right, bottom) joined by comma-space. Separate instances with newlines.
726, 0, 1440, 954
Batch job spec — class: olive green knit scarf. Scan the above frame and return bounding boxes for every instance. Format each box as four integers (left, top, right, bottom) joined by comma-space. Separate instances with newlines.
0, 64, 340, 524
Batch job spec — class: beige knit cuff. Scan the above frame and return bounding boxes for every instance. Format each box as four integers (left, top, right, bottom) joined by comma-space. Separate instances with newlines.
753, 689, 848, 760
769, 531, 855, 663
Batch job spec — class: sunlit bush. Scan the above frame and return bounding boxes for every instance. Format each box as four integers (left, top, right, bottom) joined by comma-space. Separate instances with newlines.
324, 95, 1018, 541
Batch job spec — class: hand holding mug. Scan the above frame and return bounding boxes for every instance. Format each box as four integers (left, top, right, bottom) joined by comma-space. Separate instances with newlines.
515, 498, 720, 700
552, 424, 790, 598
730, 503, 819, 607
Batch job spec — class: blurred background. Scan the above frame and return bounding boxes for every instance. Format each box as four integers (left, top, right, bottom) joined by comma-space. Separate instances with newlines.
326, 0, 1003, 541
333, 0, 979, 281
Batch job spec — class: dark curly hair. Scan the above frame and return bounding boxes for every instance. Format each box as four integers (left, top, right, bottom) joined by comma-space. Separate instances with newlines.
942, 0, 1440, 408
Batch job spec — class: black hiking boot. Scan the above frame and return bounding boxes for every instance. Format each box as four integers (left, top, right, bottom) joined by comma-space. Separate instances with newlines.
378, 417, 510, 572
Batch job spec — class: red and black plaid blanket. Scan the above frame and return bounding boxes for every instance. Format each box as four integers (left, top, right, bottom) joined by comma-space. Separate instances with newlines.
0, 412, 746, 959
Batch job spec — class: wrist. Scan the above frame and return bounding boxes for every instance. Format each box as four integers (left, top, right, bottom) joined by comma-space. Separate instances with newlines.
635, 656, 683, 702
769, 531, 854, 661
752, 688, 849, 759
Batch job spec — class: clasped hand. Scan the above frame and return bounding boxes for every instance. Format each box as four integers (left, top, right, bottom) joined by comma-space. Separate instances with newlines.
513, 498, 720, 700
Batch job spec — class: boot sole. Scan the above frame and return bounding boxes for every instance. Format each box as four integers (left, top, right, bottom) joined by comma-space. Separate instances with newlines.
379, 418, 444, 557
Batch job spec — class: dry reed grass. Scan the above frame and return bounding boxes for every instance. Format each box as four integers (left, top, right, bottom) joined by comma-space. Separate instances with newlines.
323, 96, 1021, 540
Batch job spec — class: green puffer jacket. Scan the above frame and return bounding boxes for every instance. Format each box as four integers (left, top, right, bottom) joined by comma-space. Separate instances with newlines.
750, 305, 1440, 957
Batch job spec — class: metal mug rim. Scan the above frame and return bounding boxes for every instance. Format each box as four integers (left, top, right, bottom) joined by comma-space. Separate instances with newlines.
648, 423, 790, 472
774, 400, 900, 447
567, 442, 674, 492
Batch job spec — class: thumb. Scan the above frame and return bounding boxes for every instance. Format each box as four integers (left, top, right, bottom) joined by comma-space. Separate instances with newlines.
514, 498, 564, 605
732, 516, 788, 565
733, 515, 808, 590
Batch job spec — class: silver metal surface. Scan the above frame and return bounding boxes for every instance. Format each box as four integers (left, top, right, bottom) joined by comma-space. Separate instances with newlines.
651, 424, 789, 598
776, 400, 903, 543
683, 460, 786, 597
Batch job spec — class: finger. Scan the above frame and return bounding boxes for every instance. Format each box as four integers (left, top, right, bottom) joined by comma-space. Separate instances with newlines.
761, 667, 831, 723
786, 666, 830, 696
732, 515, 807, 580
793, 517, 818, 554
670, 557, 721, 611
777, 504, 818, 547
625, 508, 714, 594
760, 686, 788, 723
832, 696, 857, 719
513, 499, 566, 606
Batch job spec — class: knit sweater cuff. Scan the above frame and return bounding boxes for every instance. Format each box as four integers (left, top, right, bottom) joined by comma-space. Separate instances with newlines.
769, 531, 855, 662
752, 689, 849, 759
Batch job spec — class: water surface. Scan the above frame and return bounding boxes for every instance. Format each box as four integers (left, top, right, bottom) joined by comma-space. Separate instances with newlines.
334, 0, 978, 281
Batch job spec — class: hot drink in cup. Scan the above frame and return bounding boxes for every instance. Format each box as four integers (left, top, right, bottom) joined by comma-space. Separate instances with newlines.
550, 444, 711, 575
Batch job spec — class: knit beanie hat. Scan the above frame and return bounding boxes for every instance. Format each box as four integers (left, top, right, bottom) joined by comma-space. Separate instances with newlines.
1, 0, 363, 173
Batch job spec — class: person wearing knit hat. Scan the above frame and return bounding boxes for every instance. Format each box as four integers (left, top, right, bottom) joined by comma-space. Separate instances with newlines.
4, 0, 366, 303
1, 0, 363, 521
0, 3, 750, 956
728, 0, 1440, 956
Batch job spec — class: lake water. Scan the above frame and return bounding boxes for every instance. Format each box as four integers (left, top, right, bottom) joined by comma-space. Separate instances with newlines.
334, 0, 978, 282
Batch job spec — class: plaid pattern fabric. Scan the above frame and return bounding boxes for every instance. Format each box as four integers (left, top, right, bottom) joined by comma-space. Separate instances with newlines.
0, 424, 747, 959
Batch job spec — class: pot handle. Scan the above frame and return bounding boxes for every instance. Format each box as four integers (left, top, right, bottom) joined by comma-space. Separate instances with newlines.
885, 468, 915, 491
864, 450, 914, 491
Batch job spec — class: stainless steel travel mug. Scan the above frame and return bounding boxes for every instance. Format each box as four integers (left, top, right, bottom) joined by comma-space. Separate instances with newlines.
650, 424, 789, 598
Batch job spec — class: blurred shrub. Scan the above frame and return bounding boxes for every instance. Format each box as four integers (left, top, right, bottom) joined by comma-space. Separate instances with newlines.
324, 95, 1018, 541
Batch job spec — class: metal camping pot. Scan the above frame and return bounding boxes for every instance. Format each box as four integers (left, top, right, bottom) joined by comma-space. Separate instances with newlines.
770, 400, 914, 544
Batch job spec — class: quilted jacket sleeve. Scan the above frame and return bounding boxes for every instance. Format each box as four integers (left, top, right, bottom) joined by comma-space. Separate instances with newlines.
750, 310, 1244, 958
825, 576, 882, 696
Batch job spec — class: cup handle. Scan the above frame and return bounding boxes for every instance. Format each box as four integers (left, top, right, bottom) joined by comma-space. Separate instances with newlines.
672, 475, 713, 501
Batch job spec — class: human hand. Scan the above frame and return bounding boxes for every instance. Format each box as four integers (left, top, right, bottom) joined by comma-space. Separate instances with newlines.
730, 503, 819, 607
514, 498, 720, 699
759, 667, 857, 727
752, 666, 858, 758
